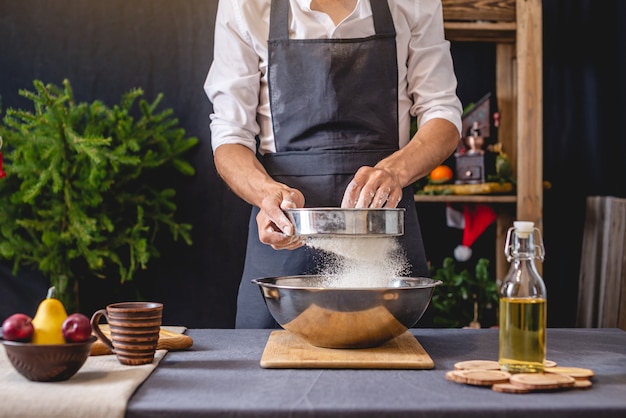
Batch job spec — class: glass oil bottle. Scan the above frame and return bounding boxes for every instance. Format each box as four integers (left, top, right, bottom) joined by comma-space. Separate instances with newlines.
498, 221, 547, 373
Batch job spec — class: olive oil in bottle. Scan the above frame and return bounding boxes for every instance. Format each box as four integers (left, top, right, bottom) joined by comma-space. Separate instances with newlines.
498, 221, 547, 373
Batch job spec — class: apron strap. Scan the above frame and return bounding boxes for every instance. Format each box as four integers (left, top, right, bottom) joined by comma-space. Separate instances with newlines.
371, 0, 396, 36
269, 0, 289, 40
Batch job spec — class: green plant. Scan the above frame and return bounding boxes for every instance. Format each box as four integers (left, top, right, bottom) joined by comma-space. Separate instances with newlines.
430, 257, 499, 328
0, 79, 198, 312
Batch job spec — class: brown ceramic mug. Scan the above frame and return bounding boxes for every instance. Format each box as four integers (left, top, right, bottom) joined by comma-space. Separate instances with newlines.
91, 301, 163, 366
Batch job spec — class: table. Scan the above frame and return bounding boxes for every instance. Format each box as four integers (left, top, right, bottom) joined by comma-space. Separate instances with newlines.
127, 328, 626, 417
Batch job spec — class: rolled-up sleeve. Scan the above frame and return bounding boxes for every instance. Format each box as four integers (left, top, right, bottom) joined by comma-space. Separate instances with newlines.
204, 1, 263, 153
407, 0, 463, 136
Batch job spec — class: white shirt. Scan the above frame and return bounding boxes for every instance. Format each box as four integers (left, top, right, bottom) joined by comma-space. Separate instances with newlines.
205, 0, 462, 155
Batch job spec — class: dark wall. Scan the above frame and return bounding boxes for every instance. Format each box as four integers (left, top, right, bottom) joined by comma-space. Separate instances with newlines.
542, 0, 626, 326
0, 0, 250, 327
1, 0, 624, 328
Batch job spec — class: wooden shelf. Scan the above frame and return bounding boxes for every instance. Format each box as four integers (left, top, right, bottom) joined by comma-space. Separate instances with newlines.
414, 194, 516, 204
441, 0, 516, 23
444, 22, 516, 43
427, 0, 543, 279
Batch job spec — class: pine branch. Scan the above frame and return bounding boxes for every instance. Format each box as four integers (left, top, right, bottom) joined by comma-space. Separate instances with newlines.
0, 79, 198, 307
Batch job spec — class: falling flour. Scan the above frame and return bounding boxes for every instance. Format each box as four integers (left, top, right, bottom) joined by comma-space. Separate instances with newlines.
306, 236, 410, 288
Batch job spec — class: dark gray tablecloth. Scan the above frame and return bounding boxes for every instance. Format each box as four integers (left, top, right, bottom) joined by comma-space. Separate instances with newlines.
126, 328, 626, 418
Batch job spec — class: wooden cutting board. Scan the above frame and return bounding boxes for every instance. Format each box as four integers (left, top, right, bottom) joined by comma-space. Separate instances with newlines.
260, 330, 434, 369
90, 325, 193, 355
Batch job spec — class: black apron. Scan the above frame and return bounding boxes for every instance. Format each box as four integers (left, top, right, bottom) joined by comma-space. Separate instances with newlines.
236, 0, 429, 328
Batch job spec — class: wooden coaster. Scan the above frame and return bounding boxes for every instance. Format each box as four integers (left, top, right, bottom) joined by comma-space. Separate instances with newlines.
544, 366, 595, 380
454, 359, 556, 370
573, 379, 593, 389
445, 359, 595, 394
457, 369, 512, 386
492, 382, 532, 394
445, 370, 468, 383
510, 373, 575, 390
454, 360, 501, 371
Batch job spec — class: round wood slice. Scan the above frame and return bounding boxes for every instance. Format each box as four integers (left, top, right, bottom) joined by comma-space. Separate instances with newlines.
454, 360, 501, 371
458, 369, 512, 386
510, 373, 575, 390
544, 360, 557, 367
544, 366, 595, 380
492, 382, 532, 394
573, 379, 593, 389
445, 370, 469, 383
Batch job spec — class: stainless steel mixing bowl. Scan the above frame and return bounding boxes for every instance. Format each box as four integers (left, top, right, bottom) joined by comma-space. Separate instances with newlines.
285, 208, 404, 236
253, 275, 441, 349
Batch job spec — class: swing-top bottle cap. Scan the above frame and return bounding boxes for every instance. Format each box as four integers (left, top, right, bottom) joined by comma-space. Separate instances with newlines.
513, 221, 534, 232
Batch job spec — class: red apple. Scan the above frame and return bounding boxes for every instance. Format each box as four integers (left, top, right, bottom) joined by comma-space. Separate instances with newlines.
62, 313, 93, 342
2, 313, 35, 342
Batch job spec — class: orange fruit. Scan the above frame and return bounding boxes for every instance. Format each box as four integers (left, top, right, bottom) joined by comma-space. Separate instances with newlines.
429, 165, 453, 184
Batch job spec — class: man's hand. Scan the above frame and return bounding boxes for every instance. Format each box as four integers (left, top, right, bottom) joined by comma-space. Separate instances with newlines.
341, 166, 403, 208
214, 144, 306, 250
341, 118, 461, 208
257, 188, 306, 249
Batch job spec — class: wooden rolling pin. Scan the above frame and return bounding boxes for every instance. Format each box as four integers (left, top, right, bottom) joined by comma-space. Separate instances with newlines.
90, 325, 193, 356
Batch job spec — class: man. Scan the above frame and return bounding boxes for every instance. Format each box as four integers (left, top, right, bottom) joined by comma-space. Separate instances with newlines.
205, 0, 462, 328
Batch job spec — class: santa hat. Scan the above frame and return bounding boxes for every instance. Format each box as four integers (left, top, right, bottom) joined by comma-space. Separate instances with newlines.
0, 151, 5, 179
447, 203, 497, 262
0, 136, 5, 179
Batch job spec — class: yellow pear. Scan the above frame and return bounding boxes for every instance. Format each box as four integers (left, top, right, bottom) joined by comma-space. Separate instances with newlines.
31, 286, 68, 344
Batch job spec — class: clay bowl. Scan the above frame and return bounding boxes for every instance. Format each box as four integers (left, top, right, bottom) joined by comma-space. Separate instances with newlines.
253, 275, 441, 349
1, 336, 97, 382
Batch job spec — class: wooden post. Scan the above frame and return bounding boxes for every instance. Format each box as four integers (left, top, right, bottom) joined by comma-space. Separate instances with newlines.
515, 0, 543, 231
